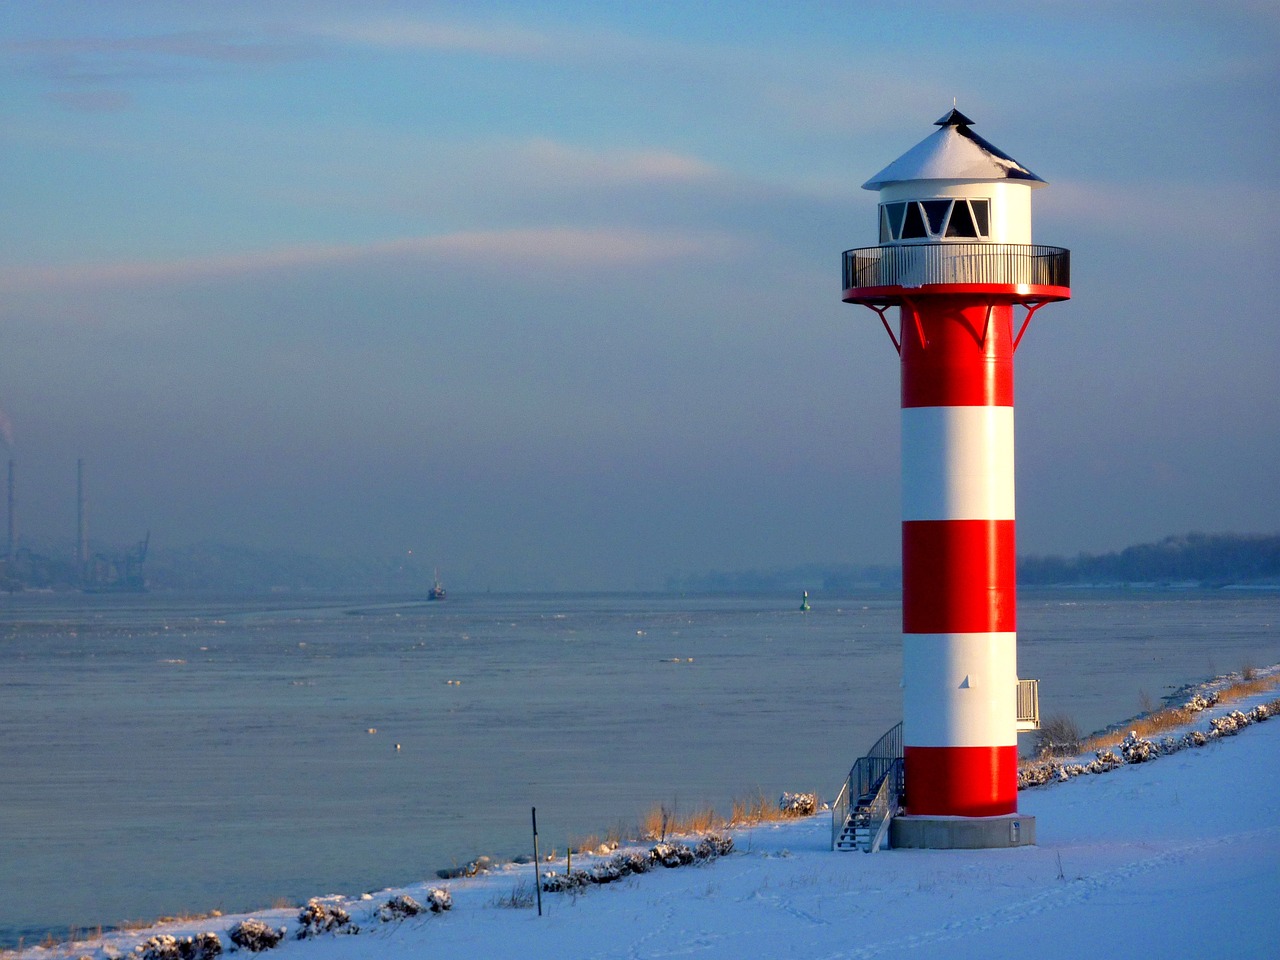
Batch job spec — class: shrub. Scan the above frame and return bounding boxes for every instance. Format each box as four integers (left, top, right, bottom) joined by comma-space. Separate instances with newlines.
182, 933, 223, 960
295, 900, 358, 939
1209, 710, 1251, 737
376, 895, 423, 921
1088, 749, 1122, 773
1035, 714, 1082, 757
227, 920, 286, 953
134, 935, 180, 960
1120, 731, 1157, 763
694, 834, 734, 860
778, 792, 817, 817
540, 869, 593, 893
650, 842, 695, 868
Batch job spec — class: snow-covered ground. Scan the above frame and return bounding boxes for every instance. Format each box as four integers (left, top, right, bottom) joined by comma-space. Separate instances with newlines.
11, 679, 1279, 960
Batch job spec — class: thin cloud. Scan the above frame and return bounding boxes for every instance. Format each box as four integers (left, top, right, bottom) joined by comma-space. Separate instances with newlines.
9, 30, 316, 66
42, 89, 132, 112
0, 227, 741, 294
317, 19, 555, 57
518, 140, 720, 185
314, 15, 715, 70
1040, 179, 1272, 245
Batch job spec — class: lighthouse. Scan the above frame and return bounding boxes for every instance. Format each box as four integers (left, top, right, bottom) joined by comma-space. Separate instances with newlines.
843, 109, 1070, 848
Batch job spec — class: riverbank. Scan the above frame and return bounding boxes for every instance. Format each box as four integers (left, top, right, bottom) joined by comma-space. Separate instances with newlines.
9, 672, 1279, 960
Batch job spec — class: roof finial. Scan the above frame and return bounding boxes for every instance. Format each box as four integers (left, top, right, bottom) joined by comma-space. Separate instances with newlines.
934, 104, 975, 127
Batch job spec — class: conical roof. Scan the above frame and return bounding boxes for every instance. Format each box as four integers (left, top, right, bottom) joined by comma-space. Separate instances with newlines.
861, 109, 1045, 190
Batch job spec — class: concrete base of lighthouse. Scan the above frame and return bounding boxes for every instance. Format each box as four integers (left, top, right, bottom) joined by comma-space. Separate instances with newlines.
890, 814, 1036, 850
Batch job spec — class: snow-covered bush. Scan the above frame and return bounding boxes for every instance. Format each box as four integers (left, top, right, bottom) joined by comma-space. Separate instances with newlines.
540, 869, 592, 893
377, 895, 423, 921
694, 834, 734, 860
1087, 749, 1123, 773
228, 920, 286, 953
425, 888, 452, 913
1250, 703, 1269, 722
180, 934, 222, 960
779, 792, 817, 816
1121, 731, 1157, 763
650, 842, 695, 868
1184, 730, 1207, 748
1018, 761, 1056, 789
135, 935, 181, 960
1210, 710, 1251, 737
1183, 691, 1220, 712
296, 900, 358, 939
588, 860, 625, 884
615, 851, 653, 875
539, 834, 732, 895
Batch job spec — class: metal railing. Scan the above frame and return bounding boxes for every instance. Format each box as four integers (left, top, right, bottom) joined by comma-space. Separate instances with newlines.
843, 242, 1070, 291
833, 721, 904, 851
860, 758, 903, 853
1017, 678, 1040, 731
848, 721, 903, 801
830, 779, 851, 851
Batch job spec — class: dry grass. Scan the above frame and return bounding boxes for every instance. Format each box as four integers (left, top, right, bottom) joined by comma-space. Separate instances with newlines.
729, 789, 805, 825
571, 823, 625, 854
634, 788, 817, 841
1078, 671, 1280, 754
639, 802, 722, 841
488, 879, 536, 909
1214, 673, 1279, 705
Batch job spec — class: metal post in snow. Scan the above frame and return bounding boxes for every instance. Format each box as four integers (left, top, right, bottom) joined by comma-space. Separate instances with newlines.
532, 806, 543, 916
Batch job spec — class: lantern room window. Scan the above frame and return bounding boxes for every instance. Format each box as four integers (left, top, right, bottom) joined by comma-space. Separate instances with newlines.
878, 199, 991, 242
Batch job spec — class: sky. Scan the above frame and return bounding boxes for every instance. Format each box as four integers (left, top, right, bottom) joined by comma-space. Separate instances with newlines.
2, 1, 1278, 590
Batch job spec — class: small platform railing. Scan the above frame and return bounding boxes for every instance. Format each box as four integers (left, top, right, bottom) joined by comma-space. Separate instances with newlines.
1017, 678, 1040, 731
843, 242, 1070, 291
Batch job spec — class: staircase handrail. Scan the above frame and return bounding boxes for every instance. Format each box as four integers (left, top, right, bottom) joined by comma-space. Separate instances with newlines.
833, 721, 905, 852
830, 778, 851, 851
848, 720, 903, 800
861, 757, 904, 852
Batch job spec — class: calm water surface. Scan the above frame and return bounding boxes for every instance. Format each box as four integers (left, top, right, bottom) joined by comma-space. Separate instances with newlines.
1, 589, 1276, 945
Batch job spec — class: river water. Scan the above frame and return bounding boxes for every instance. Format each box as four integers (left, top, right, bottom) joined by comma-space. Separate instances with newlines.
2, 588, 1277, 945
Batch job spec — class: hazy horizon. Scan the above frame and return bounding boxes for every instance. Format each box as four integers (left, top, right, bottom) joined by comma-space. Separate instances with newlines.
3, 2, 1277, 590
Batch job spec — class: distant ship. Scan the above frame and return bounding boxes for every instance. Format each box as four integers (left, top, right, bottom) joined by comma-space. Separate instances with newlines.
428, 570, 446, 601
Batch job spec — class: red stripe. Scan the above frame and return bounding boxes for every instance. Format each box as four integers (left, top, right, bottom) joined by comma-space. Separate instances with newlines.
903, 520, 1016, 634
903, 745, 1018, 816
901, 300, 1014, 408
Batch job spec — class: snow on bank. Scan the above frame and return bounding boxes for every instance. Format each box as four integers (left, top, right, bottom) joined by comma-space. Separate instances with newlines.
11, 683, 1280, 960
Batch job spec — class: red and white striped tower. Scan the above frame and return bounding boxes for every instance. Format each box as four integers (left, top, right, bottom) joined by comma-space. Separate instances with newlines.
843, 109, 1070, 848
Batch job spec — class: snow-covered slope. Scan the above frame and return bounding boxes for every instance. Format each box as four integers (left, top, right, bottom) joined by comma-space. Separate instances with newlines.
14, 687, 1279, 960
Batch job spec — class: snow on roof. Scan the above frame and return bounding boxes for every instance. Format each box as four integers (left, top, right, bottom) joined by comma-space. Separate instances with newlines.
862, 108, 1046, 190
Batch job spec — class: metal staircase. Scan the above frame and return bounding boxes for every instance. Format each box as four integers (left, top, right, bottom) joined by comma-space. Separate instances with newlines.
832, 722, 904, 853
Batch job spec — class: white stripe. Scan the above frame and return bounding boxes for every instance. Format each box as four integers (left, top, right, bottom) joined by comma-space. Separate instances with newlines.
902, 406, 1015, 521
903, 633, 1018, 747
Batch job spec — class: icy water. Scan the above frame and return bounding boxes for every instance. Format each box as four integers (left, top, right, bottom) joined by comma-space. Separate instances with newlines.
1, 588, 1277, 946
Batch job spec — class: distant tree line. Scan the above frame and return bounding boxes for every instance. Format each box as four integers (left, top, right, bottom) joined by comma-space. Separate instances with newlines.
670, 533, 1280, 594
7, 531, 1277, 595
667, 563, 902, 594
1016, 532, 1280, 586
